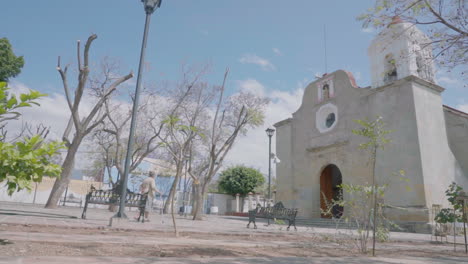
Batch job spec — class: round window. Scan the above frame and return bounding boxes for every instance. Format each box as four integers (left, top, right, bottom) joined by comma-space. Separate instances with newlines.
325, 113, 335, 128
315, 103, 338, 133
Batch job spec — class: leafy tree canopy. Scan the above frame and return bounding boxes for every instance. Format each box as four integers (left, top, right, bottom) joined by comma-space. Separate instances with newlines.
434, 182, 465, 223
0, 38, 25, 82
0, 136, 64, 195
0, 82, 64, 194
218, 165, 265, 197
0, 82, 47, 126
0, 38, 64, 195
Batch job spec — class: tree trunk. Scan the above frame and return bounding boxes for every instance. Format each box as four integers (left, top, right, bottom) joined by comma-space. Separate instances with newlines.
170, 173, 180, 237
45, 138, 81, 208
164, 176, 179, 214
192, 183, 204, 220
371, 147, 377, 256
108, 204, 118, 212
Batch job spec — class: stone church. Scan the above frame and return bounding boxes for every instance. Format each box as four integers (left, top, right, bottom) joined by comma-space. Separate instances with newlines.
274, 17, 468, 226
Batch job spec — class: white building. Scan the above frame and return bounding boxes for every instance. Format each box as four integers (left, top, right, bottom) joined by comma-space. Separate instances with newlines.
274, 17, 468, 229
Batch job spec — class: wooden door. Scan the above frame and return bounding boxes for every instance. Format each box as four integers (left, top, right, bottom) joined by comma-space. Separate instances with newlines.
320, 166, 333, 218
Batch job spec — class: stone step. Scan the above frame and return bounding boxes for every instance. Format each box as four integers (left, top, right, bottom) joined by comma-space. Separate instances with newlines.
293, 218, 432, 234
294, 218, 358, 229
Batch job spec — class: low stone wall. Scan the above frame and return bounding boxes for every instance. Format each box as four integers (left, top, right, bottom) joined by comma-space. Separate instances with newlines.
0, 177, 105, 206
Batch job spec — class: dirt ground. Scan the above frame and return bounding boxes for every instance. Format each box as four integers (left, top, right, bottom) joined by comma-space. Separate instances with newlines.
1, 223, 467, 258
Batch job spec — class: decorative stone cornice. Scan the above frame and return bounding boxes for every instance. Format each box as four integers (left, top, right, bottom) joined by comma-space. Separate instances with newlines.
443, 105, 468, 118
364, 75, 445, 97
306, 140, 349, 153
274, 118, 292, 128
409, 75, 445, 93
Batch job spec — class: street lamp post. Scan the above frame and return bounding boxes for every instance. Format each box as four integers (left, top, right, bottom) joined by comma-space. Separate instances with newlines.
115, 0, 163, 218
265, 128, 275, 225
265, 128, 275, 202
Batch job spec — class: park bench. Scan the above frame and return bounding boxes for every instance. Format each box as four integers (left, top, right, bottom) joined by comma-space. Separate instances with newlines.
59, 198, 83, 208
247, 202, 298, 231
81, 187, 148, 222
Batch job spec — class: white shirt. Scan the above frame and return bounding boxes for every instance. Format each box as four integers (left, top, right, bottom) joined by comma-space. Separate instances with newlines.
140, 177, 157, 198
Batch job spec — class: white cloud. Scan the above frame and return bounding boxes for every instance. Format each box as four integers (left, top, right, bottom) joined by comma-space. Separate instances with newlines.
272, 48, 282, 56
296, 77, 310, 90
436, 72, 465, 89
5, 80, 306, 176
237, 79, 266, 97
5, 82, 100, 169
354, 71, 362, 81
313, 72, 324, 79
239, 54, 276, 71
6, 82, 78, 141
438, 76, 462, 86
225, 79, 304, 175
457, 103, 468, 113
361, 27, 374, 33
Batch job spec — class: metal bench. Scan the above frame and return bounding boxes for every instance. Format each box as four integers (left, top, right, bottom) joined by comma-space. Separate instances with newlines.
247, 202, 298, 231
60, 198, 83, 208
81, 188, 148, 222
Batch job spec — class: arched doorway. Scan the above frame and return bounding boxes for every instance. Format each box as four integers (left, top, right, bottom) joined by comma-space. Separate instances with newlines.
320, 164, 343, 218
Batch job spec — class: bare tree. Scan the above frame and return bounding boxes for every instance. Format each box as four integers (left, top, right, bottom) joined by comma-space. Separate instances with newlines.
91, 129, 119, 187
187, 69, 269, 220
358, 0, 467, 76
158, 80, 216, 236
45, 35, 133, 208
91, 63, 206, 196
1, 122, 51, 143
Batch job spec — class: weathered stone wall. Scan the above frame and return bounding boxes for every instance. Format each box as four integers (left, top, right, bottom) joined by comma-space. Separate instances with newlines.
444, 107, 468, 185
275, 118, 294, 209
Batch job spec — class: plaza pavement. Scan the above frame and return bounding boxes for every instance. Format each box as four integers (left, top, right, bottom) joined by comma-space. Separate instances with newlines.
1, 256, 467, 264
0, 202, 467, 264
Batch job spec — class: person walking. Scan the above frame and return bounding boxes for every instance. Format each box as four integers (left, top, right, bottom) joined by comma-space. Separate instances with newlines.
138, 171, 160, 221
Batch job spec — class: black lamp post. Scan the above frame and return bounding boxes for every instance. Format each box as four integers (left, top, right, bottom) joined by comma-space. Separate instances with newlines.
116, 0, 162, 218
265, 128, 275, 206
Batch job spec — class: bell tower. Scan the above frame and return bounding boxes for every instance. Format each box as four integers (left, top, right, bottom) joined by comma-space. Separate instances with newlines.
368, 16, 435, 88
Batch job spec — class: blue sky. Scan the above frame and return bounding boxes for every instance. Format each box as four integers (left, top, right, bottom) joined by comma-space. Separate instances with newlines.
1, 1, 380, 92
3, 1, 465, 103
2, 0, 466, 173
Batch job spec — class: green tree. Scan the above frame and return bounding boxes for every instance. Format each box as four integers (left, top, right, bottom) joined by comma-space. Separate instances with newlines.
0, 38, 64, 195
322, 117, 407, 254
352, 116, 392, 256
0, 135, 63, 195
435, 182, 465, 223
0, 38, 25, 82
357, 0, 467, 77
322, 183, 389, 252
0, 82, 64, 194
218, 166, 265, 197
0, 82, 46, 128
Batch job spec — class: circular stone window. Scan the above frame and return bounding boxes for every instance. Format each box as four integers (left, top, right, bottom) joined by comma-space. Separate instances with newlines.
326, 113, 335, 128
316, 103, 338, 133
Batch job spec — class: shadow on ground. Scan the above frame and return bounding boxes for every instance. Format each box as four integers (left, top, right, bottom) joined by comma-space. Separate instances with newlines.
1, 256, 466, 264
0, 209, 77, 219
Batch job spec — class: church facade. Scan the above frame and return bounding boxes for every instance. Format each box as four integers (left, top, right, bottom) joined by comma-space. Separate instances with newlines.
274, 18, 468, 226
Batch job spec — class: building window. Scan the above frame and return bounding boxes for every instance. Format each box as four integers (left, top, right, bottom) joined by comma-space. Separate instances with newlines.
415, 50, 433, 82
322, 84, 330, 100
317, 78, 334, 103
384, 54, 397, 84
325, 113, 335, 128
416, 51, 423, 76
316, 103, 338, 133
